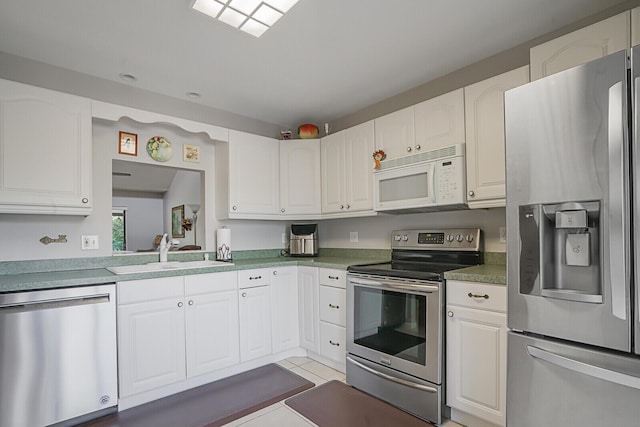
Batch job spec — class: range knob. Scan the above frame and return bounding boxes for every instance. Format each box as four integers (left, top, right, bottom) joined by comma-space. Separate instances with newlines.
401, 235, 409, 242
466, 234, 474, 242
446, 234, 454, 242
456, 234, 464, 242
394, 235, 402, 242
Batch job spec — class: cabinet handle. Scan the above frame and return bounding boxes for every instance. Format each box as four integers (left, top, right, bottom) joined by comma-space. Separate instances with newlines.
328, 275, 339, 280
448, 311, 454, 317
468, 191, 475, 197
281, 208, 285, 213
249, 276, 262, 280
188, 300, 194, 306
82, 198, 89, 204
346, 204, 350, 209
407, 146, 412, 152
329, 340, 340, 346
468, 292, 489, 299
273, 271, 278, 275
415, 145, 421, 150
339, 205, 344, 210
329, 303, 339, 309
242, 292, 247, 298
177, 301, 184, 308
232, 205, 238, 211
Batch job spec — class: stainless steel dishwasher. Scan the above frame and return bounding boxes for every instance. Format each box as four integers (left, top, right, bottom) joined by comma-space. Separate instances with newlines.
0, 284, 118, 427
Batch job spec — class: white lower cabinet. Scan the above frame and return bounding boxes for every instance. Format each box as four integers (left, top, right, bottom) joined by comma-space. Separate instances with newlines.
446, 280, 507, 427
117, 272, 239, 398
238, 269, 272, 362
271, 266, 300, 353
317, 268, 347, 368
298, 266, 320, 353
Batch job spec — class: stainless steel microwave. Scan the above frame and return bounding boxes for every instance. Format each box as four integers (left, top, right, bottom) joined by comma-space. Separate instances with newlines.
373, 143, 467, 214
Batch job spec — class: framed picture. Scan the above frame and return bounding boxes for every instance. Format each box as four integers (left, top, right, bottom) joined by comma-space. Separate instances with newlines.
119, 131, 138, 156
171, 205, 185, 238
183, 144, 200, 163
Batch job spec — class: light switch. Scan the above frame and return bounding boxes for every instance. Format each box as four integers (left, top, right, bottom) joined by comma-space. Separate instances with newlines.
565, 233, 590, 266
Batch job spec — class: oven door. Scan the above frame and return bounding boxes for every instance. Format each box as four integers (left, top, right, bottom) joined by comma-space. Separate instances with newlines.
346, 273, 443, 384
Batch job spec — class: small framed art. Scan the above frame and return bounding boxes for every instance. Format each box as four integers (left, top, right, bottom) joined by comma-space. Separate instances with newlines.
171, 205, 185, 238
183, 145, 200, 163
119, 131, 138, 156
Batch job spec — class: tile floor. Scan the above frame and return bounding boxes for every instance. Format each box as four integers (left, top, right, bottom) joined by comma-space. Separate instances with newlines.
222, 357, 462, 427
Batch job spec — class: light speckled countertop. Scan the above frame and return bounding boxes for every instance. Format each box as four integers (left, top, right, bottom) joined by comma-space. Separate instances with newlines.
0, 249, 506, 292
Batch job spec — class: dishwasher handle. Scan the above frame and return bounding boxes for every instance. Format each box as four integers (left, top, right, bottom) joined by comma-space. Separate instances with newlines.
0, 294, 111, 314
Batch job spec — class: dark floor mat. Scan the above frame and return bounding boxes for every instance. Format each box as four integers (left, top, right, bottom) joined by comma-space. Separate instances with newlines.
81, 363, 314, 427
285, 380, 435, 427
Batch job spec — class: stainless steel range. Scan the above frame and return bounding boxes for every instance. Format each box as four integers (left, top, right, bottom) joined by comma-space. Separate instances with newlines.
346, 228, 482, 424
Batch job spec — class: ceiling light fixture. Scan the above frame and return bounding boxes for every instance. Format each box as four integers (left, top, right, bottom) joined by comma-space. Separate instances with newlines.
192, 0, 300, 37
119, 73, 137, 83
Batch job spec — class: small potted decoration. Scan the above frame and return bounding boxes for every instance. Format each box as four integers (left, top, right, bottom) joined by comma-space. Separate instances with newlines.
373, 149, 386, 169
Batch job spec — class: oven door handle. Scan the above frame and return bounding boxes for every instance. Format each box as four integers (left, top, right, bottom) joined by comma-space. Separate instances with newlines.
347, 356, 438, 393
349, 278, 439, 294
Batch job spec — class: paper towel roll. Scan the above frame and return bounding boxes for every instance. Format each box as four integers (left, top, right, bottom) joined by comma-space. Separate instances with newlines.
216, 228, 232, 261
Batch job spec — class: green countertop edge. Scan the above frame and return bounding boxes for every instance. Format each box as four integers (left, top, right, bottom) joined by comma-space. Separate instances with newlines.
0, 249, 505, 292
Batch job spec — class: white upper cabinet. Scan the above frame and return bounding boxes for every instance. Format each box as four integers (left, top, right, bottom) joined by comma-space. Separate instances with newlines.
0, 78, 92, 215
414, 88, 465, 152
530, 11, 630, 81
226, 130, 280, 217
279, 139, 321, 216
374, 106, 415, 160
321, 120, 375, 215
464, 66, 529, 208
633, 7, 640, 47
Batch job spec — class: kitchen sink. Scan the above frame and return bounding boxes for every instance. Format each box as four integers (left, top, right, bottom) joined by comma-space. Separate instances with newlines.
107, 260, 234, 275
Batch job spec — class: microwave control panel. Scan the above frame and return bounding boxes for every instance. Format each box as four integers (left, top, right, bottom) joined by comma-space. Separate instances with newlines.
435, 157, 465, 204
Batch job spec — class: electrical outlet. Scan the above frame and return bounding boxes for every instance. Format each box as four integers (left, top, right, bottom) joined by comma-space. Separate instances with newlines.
350, 231, 359, 243
499, 227, 507, 243
82, 235, 99, 250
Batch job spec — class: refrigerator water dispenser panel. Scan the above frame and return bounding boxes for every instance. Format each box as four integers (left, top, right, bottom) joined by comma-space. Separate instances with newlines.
518, 201, 602, 304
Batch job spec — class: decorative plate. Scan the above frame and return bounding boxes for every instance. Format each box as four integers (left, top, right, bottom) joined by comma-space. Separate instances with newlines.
146, 136, 173, 162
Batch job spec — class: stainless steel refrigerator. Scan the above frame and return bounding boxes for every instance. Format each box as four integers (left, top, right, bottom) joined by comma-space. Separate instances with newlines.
505, 48, 640, 426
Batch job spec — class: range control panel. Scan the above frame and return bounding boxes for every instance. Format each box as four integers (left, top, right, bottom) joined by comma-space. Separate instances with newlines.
391, 229, 482, 251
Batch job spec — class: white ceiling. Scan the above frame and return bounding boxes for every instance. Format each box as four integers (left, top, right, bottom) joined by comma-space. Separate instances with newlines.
0, 0, 628, 128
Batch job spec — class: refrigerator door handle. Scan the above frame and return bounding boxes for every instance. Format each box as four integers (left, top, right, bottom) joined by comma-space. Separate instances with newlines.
607, 81, 627, 320
527, 345, 640, 390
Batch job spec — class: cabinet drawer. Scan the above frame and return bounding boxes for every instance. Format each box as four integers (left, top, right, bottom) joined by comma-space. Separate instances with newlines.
446, 280, 506, 312
238, 268, 270, 289
319, 285, 346, 326
320, 321, 346, 363
117, 277, 183, 305
318, 268, 346, 288
185, 271, 238, 295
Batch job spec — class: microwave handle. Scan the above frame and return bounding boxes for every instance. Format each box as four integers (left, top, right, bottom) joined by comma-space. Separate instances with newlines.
428, 162, 436, 203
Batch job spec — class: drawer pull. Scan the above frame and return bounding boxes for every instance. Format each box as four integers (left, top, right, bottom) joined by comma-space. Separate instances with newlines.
329, 303, 340, 309
328, 275, 340, 280
249, 276, 262, 280
329, 340, 340, 346
468, 292, 489, 300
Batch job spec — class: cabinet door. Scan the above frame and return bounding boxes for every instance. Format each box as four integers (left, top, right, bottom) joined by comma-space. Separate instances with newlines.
321, 131, 347, 213
633, 7, 640, 47
271, 267, 300, 353
280, 139, 321, 215
0, 78, 92, 215
228, 130, 279, 215
319, 321, 346, 363
319, 285, 346, 326
530, 12, 629, 81
185, 290, 239, 378
239, 285, 272, 362
464, 66, 529, 208
446, 305, 507, 426
414, 88, 465, 152
297, 266, 319, 352
374, 106, 415, 160
345, 120, 375, 212
118, 298, 186, 397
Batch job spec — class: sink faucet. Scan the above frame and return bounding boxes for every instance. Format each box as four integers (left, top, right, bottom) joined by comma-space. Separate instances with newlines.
159, 233, 169, 262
